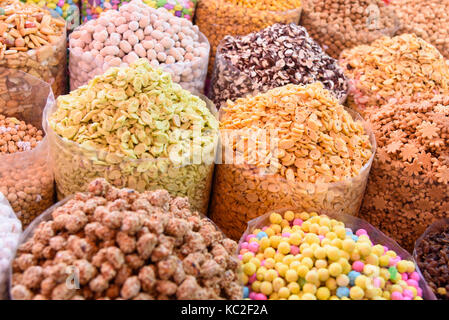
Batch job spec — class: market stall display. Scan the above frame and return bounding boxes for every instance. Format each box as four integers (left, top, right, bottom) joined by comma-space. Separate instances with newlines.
340, 33, 449, 116
70, 0, 208, 94
390, 0, 449, 59
238, 209, 435, 300
196, 0, 302, 74
0, 192, 21, 300
0, 68, 54, 227
47, 58, 218, 215
414, 219, 449, 300
210, 83, 375, 240
210, 23, 348, 109
300, 0, 399, 58
81, 0, 197, 22
9, 178, 243, 300
359, 95, 449, 252
21, 0, 80, 32
0, 0, 67, 97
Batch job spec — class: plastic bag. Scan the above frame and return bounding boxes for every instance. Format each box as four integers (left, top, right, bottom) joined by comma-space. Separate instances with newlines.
0, 192, 21, 300
299, 0, 400, 59
44, 95, 217, 215
239, 208, 437, 300
0, 68, 55, 227
413, 218, 449, 300
210, 108, 376, 240
195, 0, 302, 75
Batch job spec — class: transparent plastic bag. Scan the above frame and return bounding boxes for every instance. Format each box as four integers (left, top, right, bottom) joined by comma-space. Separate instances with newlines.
210, 37, 348, 109
300, 0, 400, 59
68, 30, 209, 95
0, 68, 55, 227
0, 192, 22, 300
195, 0, 302, 74
44, 95, 217, 215
413, 218, 449, 300
0, 17, 67, 98
210, 108, 376, 240
239, 208, 437, 300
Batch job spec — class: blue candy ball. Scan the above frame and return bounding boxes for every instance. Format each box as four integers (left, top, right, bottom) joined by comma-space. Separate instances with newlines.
336, 286, 350, 298
348, 271, 360, 286
256, 231, 268, 240
243, 286, 249, 299
351, 235, 359, 242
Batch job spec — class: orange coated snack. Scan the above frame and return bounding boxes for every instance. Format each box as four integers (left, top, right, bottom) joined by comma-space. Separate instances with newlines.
359, 95, 449, 252
210, 83, 375, 240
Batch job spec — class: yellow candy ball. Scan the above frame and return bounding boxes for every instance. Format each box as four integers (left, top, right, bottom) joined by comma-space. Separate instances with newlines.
289, 294, 300, 300
270, 236, 282, 249
265, 269, 277, 282
265, 228, 275, 237
357, 242, 372, 257
249, 258, 261, 268
259, 237, 271, 250
299, 212, 310, 220
331, 238, 343, 249
328, 263, 342, 277
305, 270, 319, 283
350, 286, 365, 300
397, 260, 408, 273
269, 212, 283, 224
379, 255, 390, 267
274, 253, 285, 263
315, 259, 328, 269
285, 269, 299, 283
242, 252, 254, 263
275, 263, 288, 277
326, 231, 337, 240
284, 211, 295, 221
325, 277, 337, 291
302, 283, 317, 294
251, 281, 261, 292
289, 232, 302, 246
386, 250, 397, 258
273, 277, 286, 292
271, 224, 282, 234
269, 292, 279, 300
278, 287, 290, 299
406, 261, 416, 273
317, 268, 330, 282
326, 246, 340, 261
301, 257, 314, 269
297, 265, 309, 278
355, 275, 368, 289
316, 287, 331, 300
336, 274, 350, 287
334, 226, 347, 239
342, 239, 356, 253
314, 247, 326, 259
318, 226, 330, 236
288, 282, 300, 294
301, 293, 317, 300
372, 244, 385, 257
243, 262, 256, 276
260, 281, 273, 295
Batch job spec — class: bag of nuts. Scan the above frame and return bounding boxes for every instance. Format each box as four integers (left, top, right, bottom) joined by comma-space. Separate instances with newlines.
46, 59, 218, 215
300, 0, 400, 58
0, 0, 67, 97
196, 0, 302, 75
9, 178, 243, 300
0, 192, 21, 300
209, 83, 376, 240
0, 68, 55, 227
69, 0, 209, 95
210, 23, 348, 109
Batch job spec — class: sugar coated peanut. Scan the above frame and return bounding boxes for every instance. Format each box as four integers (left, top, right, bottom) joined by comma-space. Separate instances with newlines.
210, 83, 375, 239
0, 0, 67, 97
11, 178, 242, 300
48, 58, 218, 214
70, 0, 208, 94
239, 210, 425, 300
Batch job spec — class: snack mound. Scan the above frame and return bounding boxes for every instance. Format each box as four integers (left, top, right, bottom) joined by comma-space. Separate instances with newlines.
239, 211, 425, 300
223, 0, 302, 11
10, 179, 243, 300
340, 34, 449, 113
50, 58, 218, 164
0, 115, 43, 154
220, 83, 373, 184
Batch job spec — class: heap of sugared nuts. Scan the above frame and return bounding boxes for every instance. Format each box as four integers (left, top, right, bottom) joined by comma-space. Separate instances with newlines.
10, 179, 242, 300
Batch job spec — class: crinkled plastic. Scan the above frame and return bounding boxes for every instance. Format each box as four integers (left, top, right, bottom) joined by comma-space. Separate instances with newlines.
413, 218, 449, 299
210, 39, 348, 109
68, 30, 210, 95
195, 0, 302, 74
239, 208, 437, 300
0, 18, 67, 98
210, 108, 376, 240
300, 0, 400, 59
0, 192, 21, 300
0, 68, 55, 227
44, 95, 218, 215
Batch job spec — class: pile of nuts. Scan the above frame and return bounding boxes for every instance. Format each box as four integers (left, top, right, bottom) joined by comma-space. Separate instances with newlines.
0, 192, 22, 299
300, 0, 399, 58
210, 83, 374, 239
69, 0, 209, 94
196, 0, 302, 74
359, 95, 449, 251
340, 33, 449, 115
390, 0, 449, 59
10, 178, 243, 300
0, 0, 67, 97
415, 219, 449, 300
210, 23, 348, 109
47, 58, 218, 214
0, 67, 54, 227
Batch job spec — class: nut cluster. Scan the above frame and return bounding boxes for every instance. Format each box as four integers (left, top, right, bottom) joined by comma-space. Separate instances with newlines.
415, 221, 449, 300
300, 0, 399, 58
210, 23, 348, 108
359, 95, 449, 251
196, 0, 302, 74
210, 83, 374, 239
0, 115, 43, 154
340, 34, 449, 116
391, 0, 449, 59
48, 59, 218, 214
69, 0, 209, 94
0, 0, 67, 97
10, 178, 243, 300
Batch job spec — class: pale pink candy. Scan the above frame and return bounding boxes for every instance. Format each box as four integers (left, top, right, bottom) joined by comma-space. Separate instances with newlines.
114, 17, 127, 27
118, 50, 125, 58
109, 33, 121, 46
134, 43, 146, 58
129, 21, 139, 32
139, 16, 150, 29
128, 34, 139, 46
93, 30, 108, 43
126, 52, 139, 64
119, 40, 132, 53
82, 51, 94, 63
80, 30, 92, 43
161, 37, 174, 49
92, 40, 104, 51
147, 49, 157, 61
98, 17, 109, 27
107, 24, 116, 34
116, 24, 128, 34
151, 30, 164, 41
100, 46, 119, 56
70, 47, 83, 56
165, 56, 175, 64
157, 52, 167, 62
142, 40, 154, 50
144, 25, 153, 35
123, 30, 133, 40
108, 57, 122, 67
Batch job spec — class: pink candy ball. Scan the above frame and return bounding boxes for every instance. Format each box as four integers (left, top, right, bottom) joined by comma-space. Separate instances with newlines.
356, 229, 367, 236
403, 289, 414, 298
254, 293, 267, 300
407, 279, 419, 288
290, 245, 299, 255
410, 272, 420, 281
352, 261, 365, 272
246, 234, 256, 241
238, 255, 243, 260
240, 242, 249, 250
248, 274, 257, 284
293, 219, 303, 226
417, 287, 423, 297
401, 273, 408, 281
249, 292, 257, 299
391, 292, 403, 300
282, 232, 290, 238
248, 242, 259, 253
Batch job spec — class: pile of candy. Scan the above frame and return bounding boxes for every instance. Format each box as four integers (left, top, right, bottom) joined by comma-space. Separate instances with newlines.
21, 0, 80, 31
239, 211, 425, 300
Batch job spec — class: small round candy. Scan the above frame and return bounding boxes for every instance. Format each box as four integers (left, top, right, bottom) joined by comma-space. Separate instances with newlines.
349, 286, 365, 300
316, 287, 331, 300
336, 286, 350, 298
